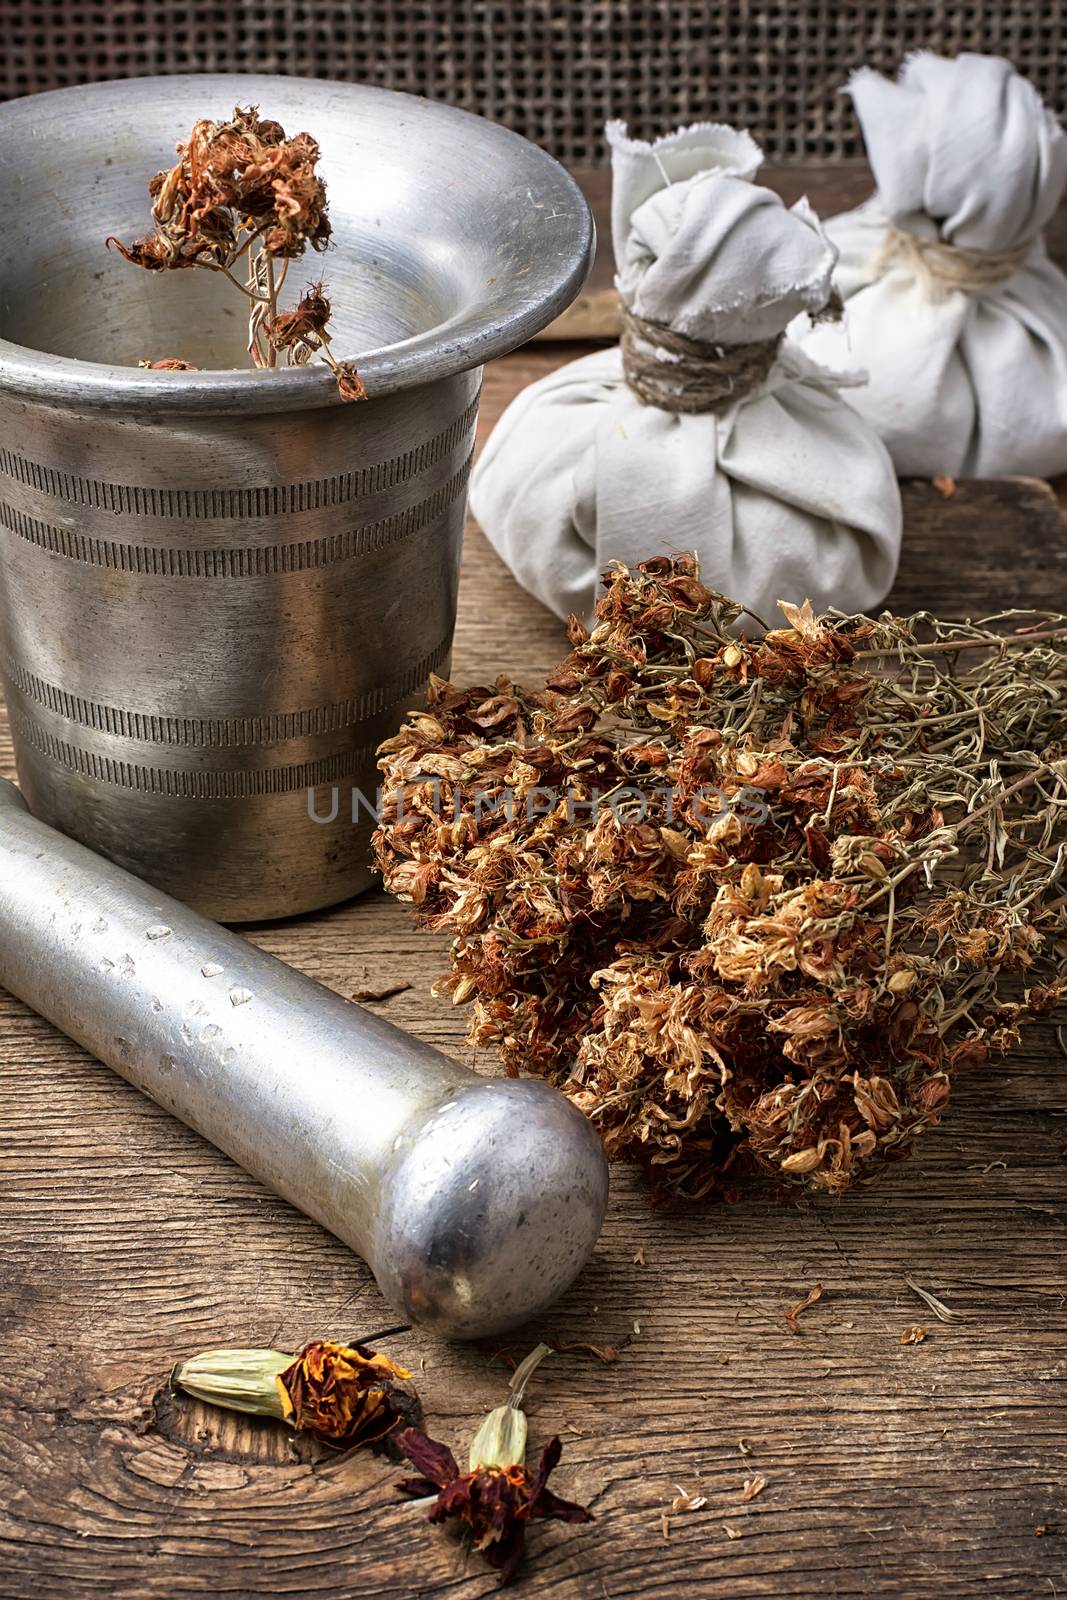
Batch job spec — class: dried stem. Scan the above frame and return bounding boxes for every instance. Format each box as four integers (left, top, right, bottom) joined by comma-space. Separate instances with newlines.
855, 625, 1067, 659
264, 251, 279, 369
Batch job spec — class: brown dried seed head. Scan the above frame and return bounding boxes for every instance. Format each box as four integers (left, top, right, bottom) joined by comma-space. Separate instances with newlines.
780, 1147, 823, 1174
336, 363, 368, 402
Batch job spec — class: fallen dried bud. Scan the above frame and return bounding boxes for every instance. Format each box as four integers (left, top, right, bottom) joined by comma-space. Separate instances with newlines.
395, 1344, 591, 1585
173, 1337, 416, 1447
171, 1346, 291, 1420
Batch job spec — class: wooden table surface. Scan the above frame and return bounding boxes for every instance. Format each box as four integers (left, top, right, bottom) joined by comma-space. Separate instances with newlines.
2, 349, 1066, 1600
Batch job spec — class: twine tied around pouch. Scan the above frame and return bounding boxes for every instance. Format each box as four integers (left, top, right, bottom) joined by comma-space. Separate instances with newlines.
869, 224, 1036, 301
620, 303, 783, 414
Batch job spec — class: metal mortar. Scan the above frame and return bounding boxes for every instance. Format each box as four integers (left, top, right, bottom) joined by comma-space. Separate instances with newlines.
0, 75, 592, 919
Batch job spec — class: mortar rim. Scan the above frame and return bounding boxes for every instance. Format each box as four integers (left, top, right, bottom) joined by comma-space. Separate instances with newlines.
0, 74, 594, 414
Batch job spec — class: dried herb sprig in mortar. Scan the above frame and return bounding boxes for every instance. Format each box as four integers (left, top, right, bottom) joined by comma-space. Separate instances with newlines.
373, 555, 1067, 1201
108, 105, 365, 399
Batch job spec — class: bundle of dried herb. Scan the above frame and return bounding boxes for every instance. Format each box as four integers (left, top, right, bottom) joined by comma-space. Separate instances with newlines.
373, 555, 1067, 1201
109, 106, 364, 398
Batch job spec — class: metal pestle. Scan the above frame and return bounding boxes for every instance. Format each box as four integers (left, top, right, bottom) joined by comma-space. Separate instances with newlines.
0, 780, 608, 1338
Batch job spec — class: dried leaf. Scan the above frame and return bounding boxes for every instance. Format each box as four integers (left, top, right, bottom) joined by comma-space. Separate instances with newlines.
904, 1275, 967, 1325
741, 1475, 768, 1503
548, 1338, 628, 1364
784, 1283, 824, 1335
671, 1486, 708, 1513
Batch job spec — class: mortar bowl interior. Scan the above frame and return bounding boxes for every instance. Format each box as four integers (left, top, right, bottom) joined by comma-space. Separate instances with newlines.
0, 74, 593, 411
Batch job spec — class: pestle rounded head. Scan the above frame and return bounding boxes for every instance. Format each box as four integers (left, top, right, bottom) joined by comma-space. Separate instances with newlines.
371, 1077, 609, 1340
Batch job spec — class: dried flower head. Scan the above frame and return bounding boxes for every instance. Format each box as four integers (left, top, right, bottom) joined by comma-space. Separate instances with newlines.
397, 1430, 591, 1585
266, 281, 332, 354
109, 106, 363, 399
374, 555, 1067, 1202
138, 356, 199, 370
278, 1338, 414, 1446
112, 106, 330, 270
394, 1345, 591, 1585
173, 1337, 416, 1448
336, 361, 369, 402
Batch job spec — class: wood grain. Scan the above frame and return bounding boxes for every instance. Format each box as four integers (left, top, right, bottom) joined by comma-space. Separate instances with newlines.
1, 351, 1066, 1600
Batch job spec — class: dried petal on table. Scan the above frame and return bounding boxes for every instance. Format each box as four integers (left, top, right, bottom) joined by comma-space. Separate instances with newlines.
785, 1283, 824, 1335
671, 1486, 708, 1513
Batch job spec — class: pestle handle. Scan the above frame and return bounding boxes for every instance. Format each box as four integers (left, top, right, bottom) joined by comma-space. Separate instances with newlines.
0, 780, 608, 1338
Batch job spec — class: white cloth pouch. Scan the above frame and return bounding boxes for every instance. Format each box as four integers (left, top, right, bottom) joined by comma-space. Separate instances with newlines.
800, 52, 1067, 478
470, 122, 902, 628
